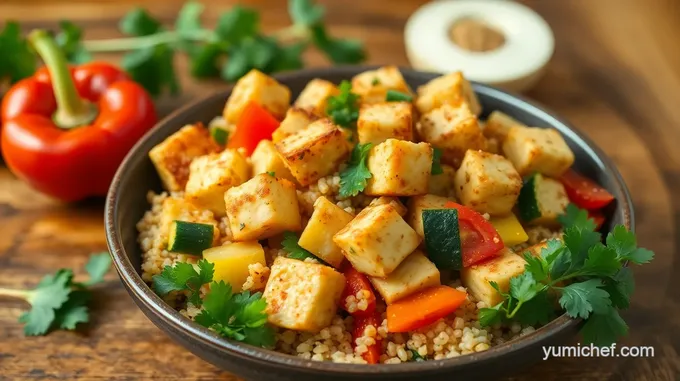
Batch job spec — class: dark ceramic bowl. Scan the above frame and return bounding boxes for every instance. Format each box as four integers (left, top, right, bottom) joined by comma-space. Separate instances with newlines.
105, 66, 633, 381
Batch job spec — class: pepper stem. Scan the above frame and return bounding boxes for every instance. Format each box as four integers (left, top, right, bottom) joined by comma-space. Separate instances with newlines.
29, 30, 98, 129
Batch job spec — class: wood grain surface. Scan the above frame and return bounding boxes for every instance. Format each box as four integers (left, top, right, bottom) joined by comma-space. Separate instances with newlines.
0, 0, 678, 380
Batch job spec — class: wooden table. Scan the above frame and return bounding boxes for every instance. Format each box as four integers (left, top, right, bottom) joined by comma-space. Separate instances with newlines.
0, 0, 678, 379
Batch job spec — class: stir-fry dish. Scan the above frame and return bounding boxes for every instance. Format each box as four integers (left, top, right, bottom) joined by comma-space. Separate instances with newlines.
138, 66, 652, 364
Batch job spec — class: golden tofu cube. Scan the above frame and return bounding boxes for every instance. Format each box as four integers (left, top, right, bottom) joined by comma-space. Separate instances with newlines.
484, 111, 526, 142
263, 256, 346, 331
460, 248, 527, 306
368, 196, 407, 216
428, 164, 456, 197
203, 241, 266, 293
159, 197, 219, 246
149, 124, 220, 192
333, 204, 421, 277
406, 194, 454, 238
224, 174, 301, 241
351, 66, 412, 104
298, 196, 354, 269
415, 71, 481, 116
453, 150, 522, 215
294, 79, 339, 117
417, 103, 487, 167
502, 127, 575, 177
251, 140, 296, 183
272, 107, 317, 143
357, 102, 414, 145
223, 69, 291, 124
365, 139, 432, 196
275, 119, 350, 186
369, 251, 440, 304
185, 149, 250, 216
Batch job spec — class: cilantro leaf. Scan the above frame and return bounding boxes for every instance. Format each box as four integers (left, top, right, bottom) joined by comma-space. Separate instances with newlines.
602, 267, 635, 309
410, 349, 427, 362
580, 307, 628, 346
215, 6, 259, 44
431, 147, 443, 175
562, 225, 602, 269
338, 143, 373, 198
509, 272, 541, 302
55, 21, 92, 64
289, 0, 325, 27
310, 24, 365, 64
607, 225, 655, 264
152, 259, 214, 306
513, 291, 556, 326
558, 279, 611, 319
489, 281, 509, 299
523, 252, 549, 283
282, 231, 320, 262
53, 289, 91, 330
558, 203, 597, 231
21, 269, 73, 336
580, 244, 621, 277
326, 80, 360, 128
119, 8, 162, 36
175, 2, 204, 37
478, 303, 503, 326
0, 21, 36, 84
83, 252, 112, 286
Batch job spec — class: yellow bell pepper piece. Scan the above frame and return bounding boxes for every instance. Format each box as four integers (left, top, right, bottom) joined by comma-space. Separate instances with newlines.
203, 241, 266, 292
490, 214, 528, 247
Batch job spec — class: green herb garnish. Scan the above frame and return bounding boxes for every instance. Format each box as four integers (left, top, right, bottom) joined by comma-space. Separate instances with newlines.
282, 231, 323, 263
431, 147, 443, 175
0, 252, 112, 336
326, 80, 360, 128
385, 89, 413, 102
371, 77, 380, 86
266, 171, 276, 177
479, 204, 654, 346
153, 259, 214, 306
338, 143, 373, 198
410, 349, 427, 362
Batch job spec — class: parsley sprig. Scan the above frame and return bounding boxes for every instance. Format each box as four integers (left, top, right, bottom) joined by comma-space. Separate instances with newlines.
153, 258, 275, 347
479, 204, 654, 346
338, 143, 373, 198
0, 0, 365, 96
0, 252, 112, 336
326, 80, 361, 128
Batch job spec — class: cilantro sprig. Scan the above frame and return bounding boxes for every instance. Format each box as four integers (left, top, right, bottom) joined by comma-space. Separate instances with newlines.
338, 143, 373, 198
326, 80, 361, 128
152, 258, 275, 347
0, 0, 366, 96
0, 252, 112, 336
282, 231, 326, 264
479, 204, 654, 346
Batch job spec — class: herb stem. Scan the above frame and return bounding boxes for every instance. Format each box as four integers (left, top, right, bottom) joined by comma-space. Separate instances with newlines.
82, 29, 214, 52
507, 300, 524, 319
0, 287, 31, 300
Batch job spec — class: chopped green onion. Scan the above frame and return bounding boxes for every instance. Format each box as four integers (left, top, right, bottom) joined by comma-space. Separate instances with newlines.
385, 89, 413, 102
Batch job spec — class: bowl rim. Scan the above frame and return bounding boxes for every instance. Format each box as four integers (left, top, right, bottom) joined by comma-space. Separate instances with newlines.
105, 65, 634, 375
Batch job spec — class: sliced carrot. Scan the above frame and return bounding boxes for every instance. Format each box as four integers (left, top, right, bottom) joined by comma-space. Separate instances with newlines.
386, 285, 468, 333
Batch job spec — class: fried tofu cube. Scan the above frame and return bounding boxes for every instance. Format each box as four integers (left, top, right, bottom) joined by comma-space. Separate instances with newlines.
368, 196, 407, 216
223, 69, 291, 123
357, 102, 414, 145
351, 66, 412, 104
272, 107, 317, 143
159, 197, 219, 247
428, 164, 456, 197
502, 127, 575, 177
406, 194, 454, 238
461, 248, 527, 306
275, 119, 350, 186
224, 174, 301, 241
149, 124, 220, 191
294, 79, 339, 117
185, 149, 250, 216
298, 196, 354, 269
417, 103, 487, 167
333, 204, 421, 277
415, 71, 481, 116
369, 251, 440, 304
365, 139, 432, 196
251, 140, 296, 183
484, 111, 526, 142
453, 150, 522, 215
263, 257, 346, 331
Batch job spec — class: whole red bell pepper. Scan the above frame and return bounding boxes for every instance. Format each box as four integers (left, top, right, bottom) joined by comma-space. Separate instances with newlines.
1, 30, 156, 201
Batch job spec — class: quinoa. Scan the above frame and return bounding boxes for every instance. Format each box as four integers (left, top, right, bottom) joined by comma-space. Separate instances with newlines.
241, 263, 270, 292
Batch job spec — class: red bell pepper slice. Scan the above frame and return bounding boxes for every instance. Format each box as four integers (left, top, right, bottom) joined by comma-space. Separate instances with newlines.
0, 30, 156, 202
227, 101, 280, 155
560, 169, 615, 210
387, 285, 467, 332
444, 201, 504, 267
352, 311, 382, 364
589, 209, 606, 231
340, 265, 377, 317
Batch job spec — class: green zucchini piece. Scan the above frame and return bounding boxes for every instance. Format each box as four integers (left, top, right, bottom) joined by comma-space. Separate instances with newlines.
517, 173, 569, 224
422, 209, 462, 270
517, 173, 542, 222
209, 125, 229, 146
167, 220, 214, 255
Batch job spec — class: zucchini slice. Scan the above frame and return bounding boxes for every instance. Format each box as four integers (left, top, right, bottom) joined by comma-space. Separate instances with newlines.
167, 220, 214, 255
422, 209, 462, 270
517, 173, 569, 225
209, 125, 229, 146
